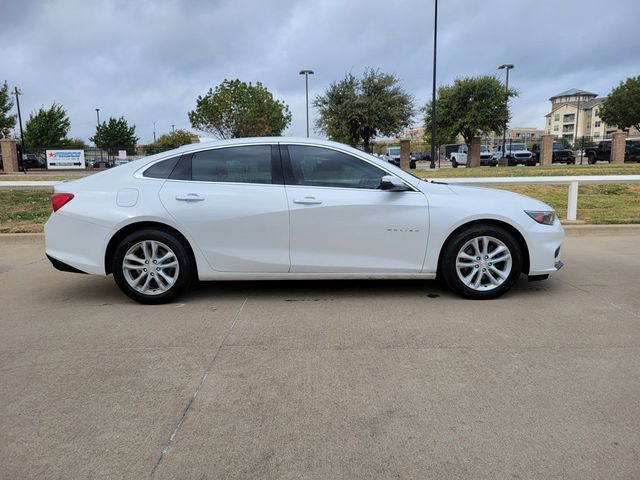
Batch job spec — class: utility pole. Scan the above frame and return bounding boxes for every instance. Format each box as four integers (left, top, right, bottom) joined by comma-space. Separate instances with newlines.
429, 0, 438, 169
153, 121, 157, 143
95, 108, 103, 165
299, 70, 314, 138
171, 124, 175, 133
498, 64, 514, 162
14, 87, 25, 167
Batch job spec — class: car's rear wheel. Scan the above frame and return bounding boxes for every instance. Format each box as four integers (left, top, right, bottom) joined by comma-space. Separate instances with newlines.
452, 159, 458, 168
112, 229, 193, 304
588, 154, 596, 165
441, 224, 522, 299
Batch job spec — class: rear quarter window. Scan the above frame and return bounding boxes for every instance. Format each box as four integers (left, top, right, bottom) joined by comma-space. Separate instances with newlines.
143, 156, 180, 179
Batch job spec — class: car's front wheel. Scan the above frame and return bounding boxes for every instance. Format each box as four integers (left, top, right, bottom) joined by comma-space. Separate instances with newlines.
112, 229, 193, 304
440, 224, 522, 299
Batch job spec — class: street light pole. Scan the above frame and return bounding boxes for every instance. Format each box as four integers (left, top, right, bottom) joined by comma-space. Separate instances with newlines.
498, 64, 514, 160
429, 0, 438, 169
13, 87, 26, 167
153, 121, 157, 143
95, 108, 103, 164
299, 70, 314, 138
171, 124, 175, 133
575, 93, 583, 164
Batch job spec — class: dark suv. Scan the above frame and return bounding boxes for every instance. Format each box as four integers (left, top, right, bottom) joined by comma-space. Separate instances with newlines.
585, 139, 640, 164
531, 142, 575, 164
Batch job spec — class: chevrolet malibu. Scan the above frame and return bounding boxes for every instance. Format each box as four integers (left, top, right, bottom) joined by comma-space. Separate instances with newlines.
45, 138, 564, 304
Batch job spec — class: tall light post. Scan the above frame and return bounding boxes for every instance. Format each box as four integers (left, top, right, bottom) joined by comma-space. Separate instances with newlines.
429, 0, 438, 169
498, 64, 514, 159
171, 124, 175, 133
299, 69, 314, 138
575, 93, 583, 164
153, 121, 157, 143
13, 87, 26, 165
95, 108, 103, 164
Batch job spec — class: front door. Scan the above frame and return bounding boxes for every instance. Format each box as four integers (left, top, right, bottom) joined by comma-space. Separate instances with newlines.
282, 144, 429, 273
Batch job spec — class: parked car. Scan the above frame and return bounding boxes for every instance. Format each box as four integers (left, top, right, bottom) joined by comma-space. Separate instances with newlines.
531, 142, 575, 164
386, 146, 401, 163
450, 145, 498, 168
585, 139, 640, 164
411, 151, 431, 162
494, 143, 535, 166
383, 152, 416, 169
45, 137, 564, 304
22, 153, 46, 169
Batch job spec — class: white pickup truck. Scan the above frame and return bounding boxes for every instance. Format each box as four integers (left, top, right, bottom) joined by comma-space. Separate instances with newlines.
450, 145, 497, 168
493, 143, 536, 166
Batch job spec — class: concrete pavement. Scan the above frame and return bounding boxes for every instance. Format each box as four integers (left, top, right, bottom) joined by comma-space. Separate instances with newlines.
0, 234, 639, 479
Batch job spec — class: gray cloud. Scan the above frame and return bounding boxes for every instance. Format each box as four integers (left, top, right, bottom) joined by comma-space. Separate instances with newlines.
1, 0, 638, 144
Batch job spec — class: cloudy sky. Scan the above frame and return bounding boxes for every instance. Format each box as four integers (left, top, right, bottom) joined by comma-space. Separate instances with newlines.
1, 0, 638, 144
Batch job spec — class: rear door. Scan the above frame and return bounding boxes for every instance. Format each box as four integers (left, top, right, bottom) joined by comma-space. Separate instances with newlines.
158, 144, 290, 272
282, 144, 429, 273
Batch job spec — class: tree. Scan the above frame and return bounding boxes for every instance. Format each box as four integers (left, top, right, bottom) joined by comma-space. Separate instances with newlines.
66, 138, 88, 150
145, 129, 195, 155
90, 116, 138, 157
314, 69, 414, 152
23, 103, 71, 149
424, 76, 517, 147
188, 79, 291, 139
600, 76, 640, 132
0, 81, 16, 138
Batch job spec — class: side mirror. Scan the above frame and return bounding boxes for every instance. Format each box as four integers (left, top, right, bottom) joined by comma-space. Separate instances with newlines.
380, 175, 411, 192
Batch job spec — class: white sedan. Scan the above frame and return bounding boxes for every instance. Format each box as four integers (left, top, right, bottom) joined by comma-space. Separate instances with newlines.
45, 137, 564, 304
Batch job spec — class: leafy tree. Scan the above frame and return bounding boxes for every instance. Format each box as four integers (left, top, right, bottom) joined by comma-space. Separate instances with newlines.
600, 76, 640, 131
90, 116, 138, 157
145, 129, 196, 155
66, 138, 88, 149
189, 79, 291, 139
424, 76, 517, 147
314, 69, 414, 152
23, 103, 71, 149
573, 136, 594, 151
0, 81, 16, 138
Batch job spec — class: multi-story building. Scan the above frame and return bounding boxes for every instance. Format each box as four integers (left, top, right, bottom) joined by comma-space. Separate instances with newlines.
544, 88, 637, 141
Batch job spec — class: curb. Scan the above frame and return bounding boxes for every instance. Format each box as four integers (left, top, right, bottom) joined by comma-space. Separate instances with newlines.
0, 233, 44, 244
562, 224, 640, 236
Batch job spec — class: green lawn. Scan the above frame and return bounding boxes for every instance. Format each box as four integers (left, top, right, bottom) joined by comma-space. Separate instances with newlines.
1, 163, 639, 232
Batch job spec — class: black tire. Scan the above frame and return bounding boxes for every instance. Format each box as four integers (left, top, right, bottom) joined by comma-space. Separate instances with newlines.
587, 154, 596, 165
112, 228, 193, 304
452, 159, 458, 168
440, 224, 522, 300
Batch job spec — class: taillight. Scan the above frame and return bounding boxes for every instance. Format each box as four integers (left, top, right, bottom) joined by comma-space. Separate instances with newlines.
51, 193, 74, 212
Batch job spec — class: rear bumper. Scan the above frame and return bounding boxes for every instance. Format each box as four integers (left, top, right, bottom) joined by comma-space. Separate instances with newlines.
44, 212, 113, 275
46, 254, 88, 274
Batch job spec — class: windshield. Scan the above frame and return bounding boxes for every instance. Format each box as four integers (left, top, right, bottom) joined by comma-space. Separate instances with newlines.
480, 146, 488, 152
509, 144, 526, 151
387, 147, 400, 156
553, 143, 564, 150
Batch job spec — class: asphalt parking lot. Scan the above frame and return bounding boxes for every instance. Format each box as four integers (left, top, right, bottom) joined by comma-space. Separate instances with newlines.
1, 231, 639, 479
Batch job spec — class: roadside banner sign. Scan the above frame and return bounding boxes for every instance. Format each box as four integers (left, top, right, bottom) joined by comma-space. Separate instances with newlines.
46, 150, 86, 169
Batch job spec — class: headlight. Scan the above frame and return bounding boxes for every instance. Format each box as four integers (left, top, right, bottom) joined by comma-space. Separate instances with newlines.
525, 210, 556, 225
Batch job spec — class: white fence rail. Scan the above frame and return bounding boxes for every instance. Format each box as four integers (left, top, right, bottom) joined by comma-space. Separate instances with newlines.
441, 175, 640, 221
1, 175, 639, 222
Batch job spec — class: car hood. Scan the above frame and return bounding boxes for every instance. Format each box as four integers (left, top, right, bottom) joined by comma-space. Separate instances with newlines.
425, 181, 553, 211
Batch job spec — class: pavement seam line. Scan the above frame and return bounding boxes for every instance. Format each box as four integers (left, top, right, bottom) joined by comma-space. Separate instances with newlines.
147, 295, 249, 480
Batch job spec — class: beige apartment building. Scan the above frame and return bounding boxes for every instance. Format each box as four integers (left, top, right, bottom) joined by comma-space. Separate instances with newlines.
544, 88, 638, 141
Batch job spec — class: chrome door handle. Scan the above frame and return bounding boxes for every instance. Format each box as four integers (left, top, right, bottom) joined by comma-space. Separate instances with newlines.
175, 193, 204, 202
293, 197, 323, 205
